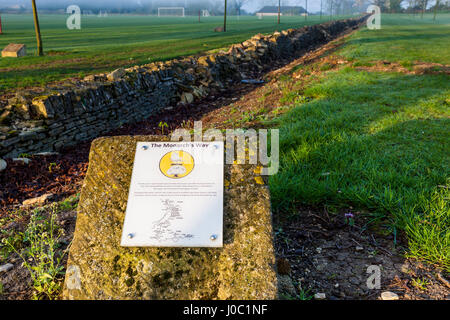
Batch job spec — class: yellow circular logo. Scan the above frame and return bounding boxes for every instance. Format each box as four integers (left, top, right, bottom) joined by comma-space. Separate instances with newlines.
159, 150, 194, 179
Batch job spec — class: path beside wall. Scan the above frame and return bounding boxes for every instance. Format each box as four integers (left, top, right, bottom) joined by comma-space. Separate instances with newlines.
0, 16, 367, 158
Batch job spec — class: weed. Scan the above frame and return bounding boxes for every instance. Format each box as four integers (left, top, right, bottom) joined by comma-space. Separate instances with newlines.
297, 287, 314, 300
48, 162, 57, 173
18, 153, 31, 159
4, 206, 66, 300
158, 121, 169, 135
411, 277, 430, 291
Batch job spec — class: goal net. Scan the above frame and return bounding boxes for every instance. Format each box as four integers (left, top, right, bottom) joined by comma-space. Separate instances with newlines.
158, 7, 185, 17
201, 10, 210, 17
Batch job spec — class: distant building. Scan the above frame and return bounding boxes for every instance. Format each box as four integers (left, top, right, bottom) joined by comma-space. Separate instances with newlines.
256, 6, 307, 17
0, 5, 27, 13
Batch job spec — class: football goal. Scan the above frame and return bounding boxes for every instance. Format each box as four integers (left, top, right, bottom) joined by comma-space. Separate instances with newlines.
201, 10, 210, 17
158, 7, 185, 17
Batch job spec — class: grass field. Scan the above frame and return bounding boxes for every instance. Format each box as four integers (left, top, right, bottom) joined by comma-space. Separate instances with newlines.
340, 13, 450, 64
269, 14, 450, 268
0, 14, 350, 93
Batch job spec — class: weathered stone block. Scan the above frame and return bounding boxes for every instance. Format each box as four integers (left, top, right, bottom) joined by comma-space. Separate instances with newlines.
32, 98, 55, 119
107, 68, 126, 81
1, 43, 26, 58
63, 135, 277, 300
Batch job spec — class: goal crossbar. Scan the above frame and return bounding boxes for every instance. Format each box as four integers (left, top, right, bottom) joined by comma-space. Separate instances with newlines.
158, 7, 185, 17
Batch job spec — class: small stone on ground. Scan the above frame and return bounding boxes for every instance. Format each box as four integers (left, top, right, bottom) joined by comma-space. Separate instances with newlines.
314, 293, 326, 300
278, 275, 297, 297
381, 291, 399, 300
21, 193, 53, 208
0, 159, 6, 171
0, 263, 14, 273
13, 158, 31, 165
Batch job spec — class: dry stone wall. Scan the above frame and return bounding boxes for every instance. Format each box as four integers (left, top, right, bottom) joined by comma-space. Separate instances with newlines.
0, 16, 367, 158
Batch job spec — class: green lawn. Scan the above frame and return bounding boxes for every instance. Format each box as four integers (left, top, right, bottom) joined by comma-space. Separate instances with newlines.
269, 14, 450, 269
0, 14, 348, 93
340, 13, 450, 64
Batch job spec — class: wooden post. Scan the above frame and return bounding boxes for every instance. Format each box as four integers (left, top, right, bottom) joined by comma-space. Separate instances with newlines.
277, 0, 280, 24
31, 0, 43, 56
223, 0, 227, 31
0, 14, 3, 35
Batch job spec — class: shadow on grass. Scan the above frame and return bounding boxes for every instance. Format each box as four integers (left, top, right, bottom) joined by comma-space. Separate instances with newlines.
268, 70, 449, 267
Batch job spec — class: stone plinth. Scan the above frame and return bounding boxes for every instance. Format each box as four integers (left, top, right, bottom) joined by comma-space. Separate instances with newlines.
2, 43, 26, 58
62, 136, 277, 300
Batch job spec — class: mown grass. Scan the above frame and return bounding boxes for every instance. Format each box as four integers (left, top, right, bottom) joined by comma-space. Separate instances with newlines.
269, 15, 450, 269
340, 13, 450, 64
0, 14, 349, 93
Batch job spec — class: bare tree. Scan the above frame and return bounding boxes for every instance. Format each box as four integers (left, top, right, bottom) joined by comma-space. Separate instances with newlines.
234, 0, 248, 17
305, 0, 308, 20
421, 0, 429, 17
31, 0, 43, 56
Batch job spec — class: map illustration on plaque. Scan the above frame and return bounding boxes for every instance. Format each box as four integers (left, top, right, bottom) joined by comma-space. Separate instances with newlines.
159, 150, 194, 179
151, 199, 194, 242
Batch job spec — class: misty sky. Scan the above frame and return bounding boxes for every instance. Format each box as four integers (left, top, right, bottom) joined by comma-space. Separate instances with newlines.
0, 0, 330, 13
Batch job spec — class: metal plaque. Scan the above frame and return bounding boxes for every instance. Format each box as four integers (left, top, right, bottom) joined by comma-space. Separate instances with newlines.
121, 141, 224, 247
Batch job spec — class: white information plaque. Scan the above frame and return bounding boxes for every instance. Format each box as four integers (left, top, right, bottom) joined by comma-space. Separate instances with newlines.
120, 141, 224, 247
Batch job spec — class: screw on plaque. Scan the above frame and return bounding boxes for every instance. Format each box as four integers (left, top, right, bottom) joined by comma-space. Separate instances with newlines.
127, 233, 134, 239
210, 234, 218, 241
142, 145, 149, 150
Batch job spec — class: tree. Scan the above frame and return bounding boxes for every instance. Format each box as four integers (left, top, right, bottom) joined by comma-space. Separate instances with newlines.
373, 0, 390, 11
234, 0, 248, 17
420, 0, 429, 17
433, 0, 440, 20
390, 0, 404, 12
31, 0, 43, 56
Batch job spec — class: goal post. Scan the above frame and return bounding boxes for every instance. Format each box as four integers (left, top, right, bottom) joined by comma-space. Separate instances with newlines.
158, 7, 185, 17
